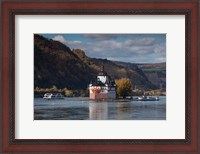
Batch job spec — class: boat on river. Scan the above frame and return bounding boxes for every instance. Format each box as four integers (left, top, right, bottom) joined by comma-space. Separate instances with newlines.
136, 96, 159, 101
43, 93, 64, 99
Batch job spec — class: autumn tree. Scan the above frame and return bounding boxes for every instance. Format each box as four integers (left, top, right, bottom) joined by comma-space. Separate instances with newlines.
62, 88, 73, 97
115, 78, 132, 98
49, 85, 58, 93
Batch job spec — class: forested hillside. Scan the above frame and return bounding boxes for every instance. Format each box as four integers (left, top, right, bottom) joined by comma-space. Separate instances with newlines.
34, 34, 163, 90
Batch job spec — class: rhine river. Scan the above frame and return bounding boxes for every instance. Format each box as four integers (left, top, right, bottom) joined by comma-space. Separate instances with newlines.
34, 96, 166, 120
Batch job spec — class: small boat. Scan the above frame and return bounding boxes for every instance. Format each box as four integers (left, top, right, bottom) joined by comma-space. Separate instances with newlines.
136, 96, 159, 101
43, 93, 64, 99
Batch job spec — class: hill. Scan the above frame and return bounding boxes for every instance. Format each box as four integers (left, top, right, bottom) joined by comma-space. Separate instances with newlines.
34, 34, 159, 90
114, 61, 166, 89
34, 35, 96, 89
137, 63, 166, 89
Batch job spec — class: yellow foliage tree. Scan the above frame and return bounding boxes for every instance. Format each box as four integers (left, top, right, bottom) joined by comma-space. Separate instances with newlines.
49, 85, 58, 93
62, 88, 73, 97
115, 78, 132, 98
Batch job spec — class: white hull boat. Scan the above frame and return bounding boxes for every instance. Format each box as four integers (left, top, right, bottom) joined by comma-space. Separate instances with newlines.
136, 96, 159, 101
43, 93, 64, 99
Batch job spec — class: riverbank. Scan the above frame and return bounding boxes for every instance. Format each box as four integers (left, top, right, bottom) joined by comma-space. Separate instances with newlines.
34, 86, 166, 98
132, 89, 166, 96
34, 86, 88, 98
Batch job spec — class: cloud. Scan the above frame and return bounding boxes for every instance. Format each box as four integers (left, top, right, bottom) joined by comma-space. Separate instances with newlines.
68, 39, 165, 63
73, 41, 82, 43
82, 34, 117, 41
51, 35, 166, 63
52, 35, 67, 44
154, 44, 166, 53
53, 35, 82, 46
124, 38, 156, 46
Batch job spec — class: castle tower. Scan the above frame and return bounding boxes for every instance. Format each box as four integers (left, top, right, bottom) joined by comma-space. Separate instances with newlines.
89, 66, 116, 100
97, 66, 109, 84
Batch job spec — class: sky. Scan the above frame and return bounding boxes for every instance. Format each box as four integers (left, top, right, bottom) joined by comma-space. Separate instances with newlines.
41, 34, 166, 63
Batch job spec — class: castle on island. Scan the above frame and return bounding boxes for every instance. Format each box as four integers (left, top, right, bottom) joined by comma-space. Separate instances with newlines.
89, 66, 116, 100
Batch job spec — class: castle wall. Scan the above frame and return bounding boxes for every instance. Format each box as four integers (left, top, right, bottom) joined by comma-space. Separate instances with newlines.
89, 70, 116, 100
97, 76, 109, 84
89, 93, 108, 100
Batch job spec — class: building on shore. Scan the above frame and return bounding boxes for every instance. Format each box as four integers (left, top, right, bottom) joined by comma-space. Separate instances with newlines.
89, 66, 116, 100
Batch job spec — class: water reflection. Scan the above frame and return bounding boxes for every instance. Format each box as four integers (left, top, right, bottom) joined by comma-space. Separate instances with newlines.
116, 103, 132, 120
34, 97, 166, 120
89, 102, 108, 120
89, 102, 132, 120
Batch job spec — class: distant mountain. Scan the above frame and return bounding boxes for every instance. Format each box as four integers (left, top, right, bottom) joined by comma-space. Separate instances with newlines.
136, 63, 166, 89
34, 34, 159, 90
114, 61, 166, 89
113, 61, 149, 81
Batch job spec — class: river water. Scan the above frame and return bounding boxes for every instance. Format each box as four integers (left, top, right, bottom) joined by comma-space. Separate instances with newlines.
34, 96, 166, 120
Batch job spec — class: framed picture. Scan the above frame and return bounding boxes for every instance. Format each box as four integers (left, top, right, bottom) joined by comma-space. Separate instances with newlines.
1, 0, 199, 153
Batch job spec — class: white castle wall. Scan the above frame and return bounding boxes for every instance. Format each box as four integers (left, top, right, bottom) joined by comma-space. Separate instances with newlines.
97, 76, 109, 84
